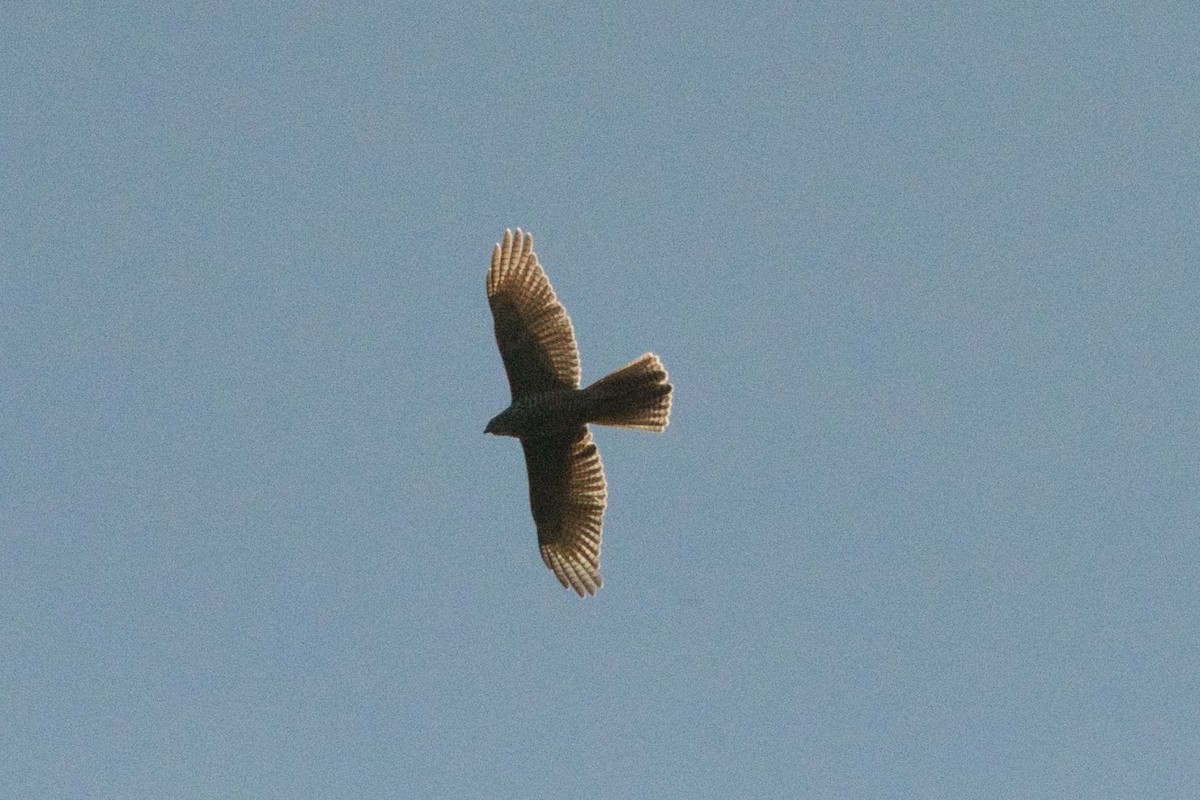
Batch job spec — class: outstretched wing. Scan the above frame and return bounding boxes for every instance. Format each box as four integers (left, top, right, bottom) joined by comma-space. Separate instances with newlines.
521, 429, 607, 596
487, 228, 581, 399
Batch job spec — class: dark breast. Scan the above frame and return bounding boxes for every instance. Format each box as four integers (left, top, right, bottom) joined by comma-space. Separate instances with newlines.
510, 389, 590, 438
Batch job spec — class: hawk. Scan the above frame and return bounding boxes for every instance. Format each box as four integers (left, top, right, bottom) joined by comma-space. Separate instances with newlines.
485, 228, 672, 596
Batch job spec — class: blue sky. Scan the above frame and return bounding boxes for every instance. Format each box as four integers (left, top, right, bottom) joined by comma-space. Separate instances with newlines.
4, 3, 1198, 797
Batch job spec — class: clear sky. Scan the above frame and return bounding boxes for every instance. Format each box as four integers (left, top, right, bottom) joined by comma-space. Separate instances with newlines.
4, 3, 1198, 798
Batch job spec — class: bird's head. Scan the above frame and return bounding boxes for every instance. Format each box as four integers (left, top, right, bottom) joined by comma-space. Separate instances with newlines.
485, 408, 517, 437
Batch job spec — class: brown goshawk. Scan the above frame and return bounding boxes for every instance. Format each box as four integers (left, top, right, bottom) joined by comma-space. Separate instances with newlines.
485, 229, 672, 596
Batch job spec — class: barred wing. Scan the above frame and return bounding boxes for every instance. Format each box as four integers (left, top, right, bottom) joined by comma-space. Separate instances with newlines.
521, 429, 607, 596
487, 228, 581, 399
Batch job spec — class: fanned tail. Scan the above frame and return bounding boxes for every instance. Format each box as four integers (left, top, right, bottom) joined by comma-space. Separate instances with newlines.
582, 353, 672, 432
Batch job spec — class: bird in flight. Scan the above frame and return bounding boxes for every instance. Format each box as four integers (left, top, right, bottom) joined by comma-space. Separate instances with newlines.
485, 229, 672, 596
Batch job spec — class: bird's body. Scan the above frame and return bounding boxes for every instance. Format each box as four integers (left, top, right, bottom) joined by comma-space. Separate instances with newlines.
485, 228, 672, 596
485, 390, 593, 439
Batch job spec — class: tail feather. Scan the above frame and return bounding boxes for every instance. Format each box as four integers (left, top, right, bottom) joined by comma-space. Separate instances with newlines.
583, 353, 672, 431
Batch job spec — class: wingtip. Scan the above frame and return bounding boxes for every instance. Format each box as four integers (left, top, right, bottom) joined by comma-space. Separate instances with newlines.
540, 544, 602, 598
495, 228, 535, 263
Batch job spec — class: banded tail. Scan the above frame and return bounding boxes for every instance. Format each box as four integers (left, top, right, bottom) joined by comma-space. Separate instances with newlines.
582, 353, 672, 432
